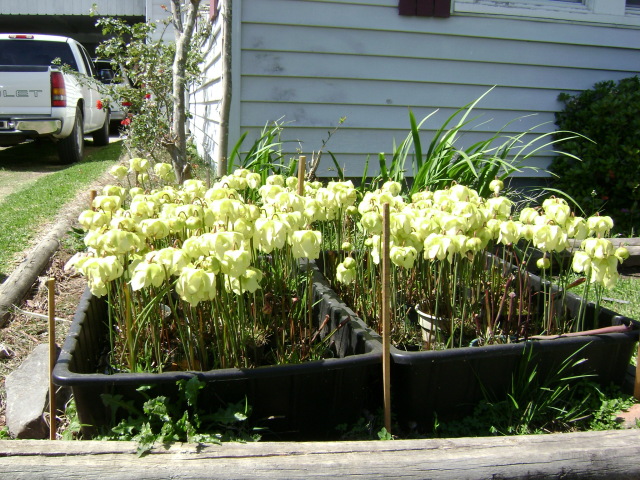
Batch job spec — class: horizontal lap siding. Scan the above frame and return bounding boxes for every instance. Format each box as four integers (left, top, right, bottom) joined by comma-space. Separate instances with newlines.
190, 19, 225, 166
0, 0, 145, 15
195, 0, 640, 177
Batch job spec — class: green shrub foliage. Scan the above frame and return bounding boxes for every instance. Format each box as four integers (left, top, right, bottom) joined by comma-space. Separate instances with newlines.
550, 76, 640, 234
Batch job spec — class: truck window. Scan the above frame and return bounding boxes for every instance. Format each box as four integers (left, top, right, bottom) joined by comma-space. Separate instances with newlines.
0, 40, 78, 70
78, 45, 96, 77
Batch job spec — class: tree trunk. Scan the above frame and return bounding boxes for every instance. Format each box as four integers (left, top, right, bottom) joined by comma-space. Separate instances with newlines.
170, 0, 201, 184
216, 0, 232, 178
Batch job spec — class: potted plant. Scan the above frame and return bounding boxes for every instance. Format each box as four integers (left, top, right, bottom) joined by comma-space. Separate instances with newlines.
53, 162, 383, 439
321, 180, 639, 431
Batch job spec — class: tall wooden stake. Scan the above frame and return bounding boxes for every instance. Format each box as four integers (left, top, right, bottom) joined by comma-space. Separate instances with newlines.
47, 278, 56, 440
381, 203, 392, 433
297, 156, 306, 196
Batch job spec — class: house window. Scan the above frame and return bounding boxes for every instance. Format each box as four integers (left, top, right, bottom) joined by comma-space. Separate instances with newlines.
452, 0, 640, 26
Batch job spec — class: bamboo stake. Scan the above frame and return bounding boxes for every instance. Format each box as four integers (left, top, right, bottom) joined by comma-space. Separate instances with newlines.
381, 203, 392, 433
89, 189, 97, 210
297, 156, 306, 196
47, 278, 56, 440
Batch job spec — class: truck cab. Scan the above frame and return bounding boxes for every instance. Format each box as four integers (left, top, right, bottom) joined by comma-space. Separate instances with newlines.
0, 34, 109, 163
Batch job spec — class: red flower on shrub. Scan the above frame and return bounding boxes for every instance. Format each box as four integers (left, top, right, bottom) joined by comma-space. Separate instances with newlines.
96, 100, 104, 110
121, 117, 132, 126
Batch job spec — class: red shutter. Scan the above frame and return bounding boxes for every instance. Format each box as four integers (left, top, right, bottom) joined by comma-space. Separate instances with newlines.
399, 0, 450, 17
416, 0, 434, 17
398, 0, 416, 16
434, 0, 451, 17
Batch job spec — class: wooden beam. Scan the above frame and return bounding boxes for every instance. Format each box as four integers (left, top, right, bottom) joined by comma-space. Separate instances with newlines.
2, 430, 640, 479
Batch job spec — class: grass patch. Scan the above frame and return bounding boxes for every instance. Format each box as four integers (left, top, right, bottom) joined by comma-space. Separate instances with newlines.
0, 142, 121, 278
559, 272, 640, 321
599, 275, 640, 321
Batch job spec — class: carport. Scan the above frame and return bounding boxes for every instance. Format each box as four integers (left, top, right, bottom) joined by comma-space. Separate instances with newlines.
0, 0, 151, 54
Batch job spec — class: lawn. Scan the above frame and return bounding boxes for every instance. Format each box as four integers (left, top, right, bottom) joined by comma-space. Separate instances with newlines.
0, 141, 121, 280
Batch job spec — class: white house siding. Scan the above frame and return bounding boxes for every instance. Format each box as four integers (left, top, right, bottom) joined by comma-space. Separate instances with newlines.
0, 0, 145, 16
145, 0, 176, 40
189, 5, 226, 167
190, 0, 640, 179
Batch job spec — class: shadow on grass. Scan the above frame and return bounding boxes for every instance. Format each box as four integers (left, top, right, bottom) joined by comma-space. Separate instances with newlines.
0, 137, 120, 172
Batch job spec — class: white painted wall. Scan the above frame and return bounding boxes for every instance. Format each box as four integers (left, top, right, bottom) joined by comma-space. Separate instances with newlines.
145, 0, 175, 41
189, 0, 640, 179
189, 2, 226, 168
0, 0, 145, 15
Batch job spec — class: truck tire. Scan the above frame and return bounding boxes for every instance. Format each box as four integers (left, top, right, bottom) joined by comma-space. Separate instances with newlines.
57, 107, 84, 164
92, 109, 110, 146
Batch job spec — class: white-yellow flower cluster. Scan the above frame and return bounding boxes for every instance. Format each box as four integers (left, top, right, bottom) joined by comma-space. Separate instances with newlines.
335, 183, 624, 289
67, 165, 359, 305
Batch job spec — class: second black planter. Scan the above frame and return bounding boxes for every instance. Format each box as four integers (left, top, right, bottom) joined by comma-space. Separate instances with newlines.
316, 254, 639, 432
390, 329, 638, 431
389, 280, 639, 431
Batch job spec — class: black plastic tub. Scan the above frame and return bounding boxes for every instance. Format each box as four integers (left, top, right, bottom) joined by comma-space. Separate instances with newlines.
52, 261, 383, 440
390, 274, 640, 431
315, 253, 639, 432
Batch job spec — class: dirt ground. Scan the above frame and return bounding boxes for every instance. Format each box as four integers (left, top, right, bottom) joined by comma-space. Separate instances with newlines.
0, 235, 88, 430
0, 141, 118, 430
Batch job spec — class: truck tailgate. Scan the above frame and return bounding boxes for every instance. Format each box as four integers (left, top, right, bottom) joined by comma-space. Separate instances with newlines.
0, 66, 52, 115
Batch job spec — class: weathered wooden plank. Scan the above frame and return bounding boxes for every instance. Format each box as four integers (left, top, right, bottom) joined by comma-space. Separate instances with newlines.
0, 189, 93, 326
1, 430, 640, 479
569, 241, 640, 268
571, 238, 640, 248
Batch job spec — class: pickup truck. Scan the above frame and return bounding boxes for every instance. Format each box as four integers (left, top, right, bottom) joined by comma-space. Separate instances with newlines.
0, 34, 109, 163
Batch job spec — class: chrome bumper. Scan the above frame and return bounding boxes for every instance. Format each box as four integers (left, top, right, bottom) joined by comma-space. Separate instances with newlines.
0, 119, 62, 135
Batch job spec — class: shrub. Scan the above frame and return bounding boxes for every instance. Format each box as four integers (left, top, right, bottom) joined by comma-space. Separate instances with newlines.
549, 76, 640, 234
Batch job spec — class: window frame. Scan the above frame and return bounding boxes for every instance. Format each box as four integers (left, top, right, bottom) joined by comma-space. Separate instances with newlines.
452, 0, 640, 27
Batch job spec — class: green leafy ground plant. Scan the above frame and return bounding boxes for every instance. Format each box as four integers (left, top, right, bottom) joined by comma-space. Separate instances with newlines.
434, 347, 638, 437
98, 377, 259, 456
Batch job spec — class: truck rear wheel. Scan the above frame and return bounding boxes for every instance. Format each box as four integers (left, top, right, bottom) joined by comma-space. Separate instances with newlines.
57, 107, 84, 164
92, 109, 110, 146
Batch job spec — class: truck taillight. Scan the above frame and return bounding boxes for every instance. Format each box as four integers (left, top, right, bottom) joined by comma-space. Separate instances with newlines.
50, 72, 67, 107
8, 34, 34, 39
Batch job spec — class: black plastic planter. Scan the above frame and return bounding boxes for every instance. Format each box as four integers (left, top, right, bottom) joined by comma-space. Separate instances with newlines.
52, 261, 383, 440
315, 254, 639, 432
390, 274, 640, 431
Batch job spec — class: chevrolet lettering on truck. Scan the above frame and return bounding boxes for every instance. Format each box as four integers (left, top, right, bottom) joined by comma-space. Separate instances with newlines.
0, 34, 109, 163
